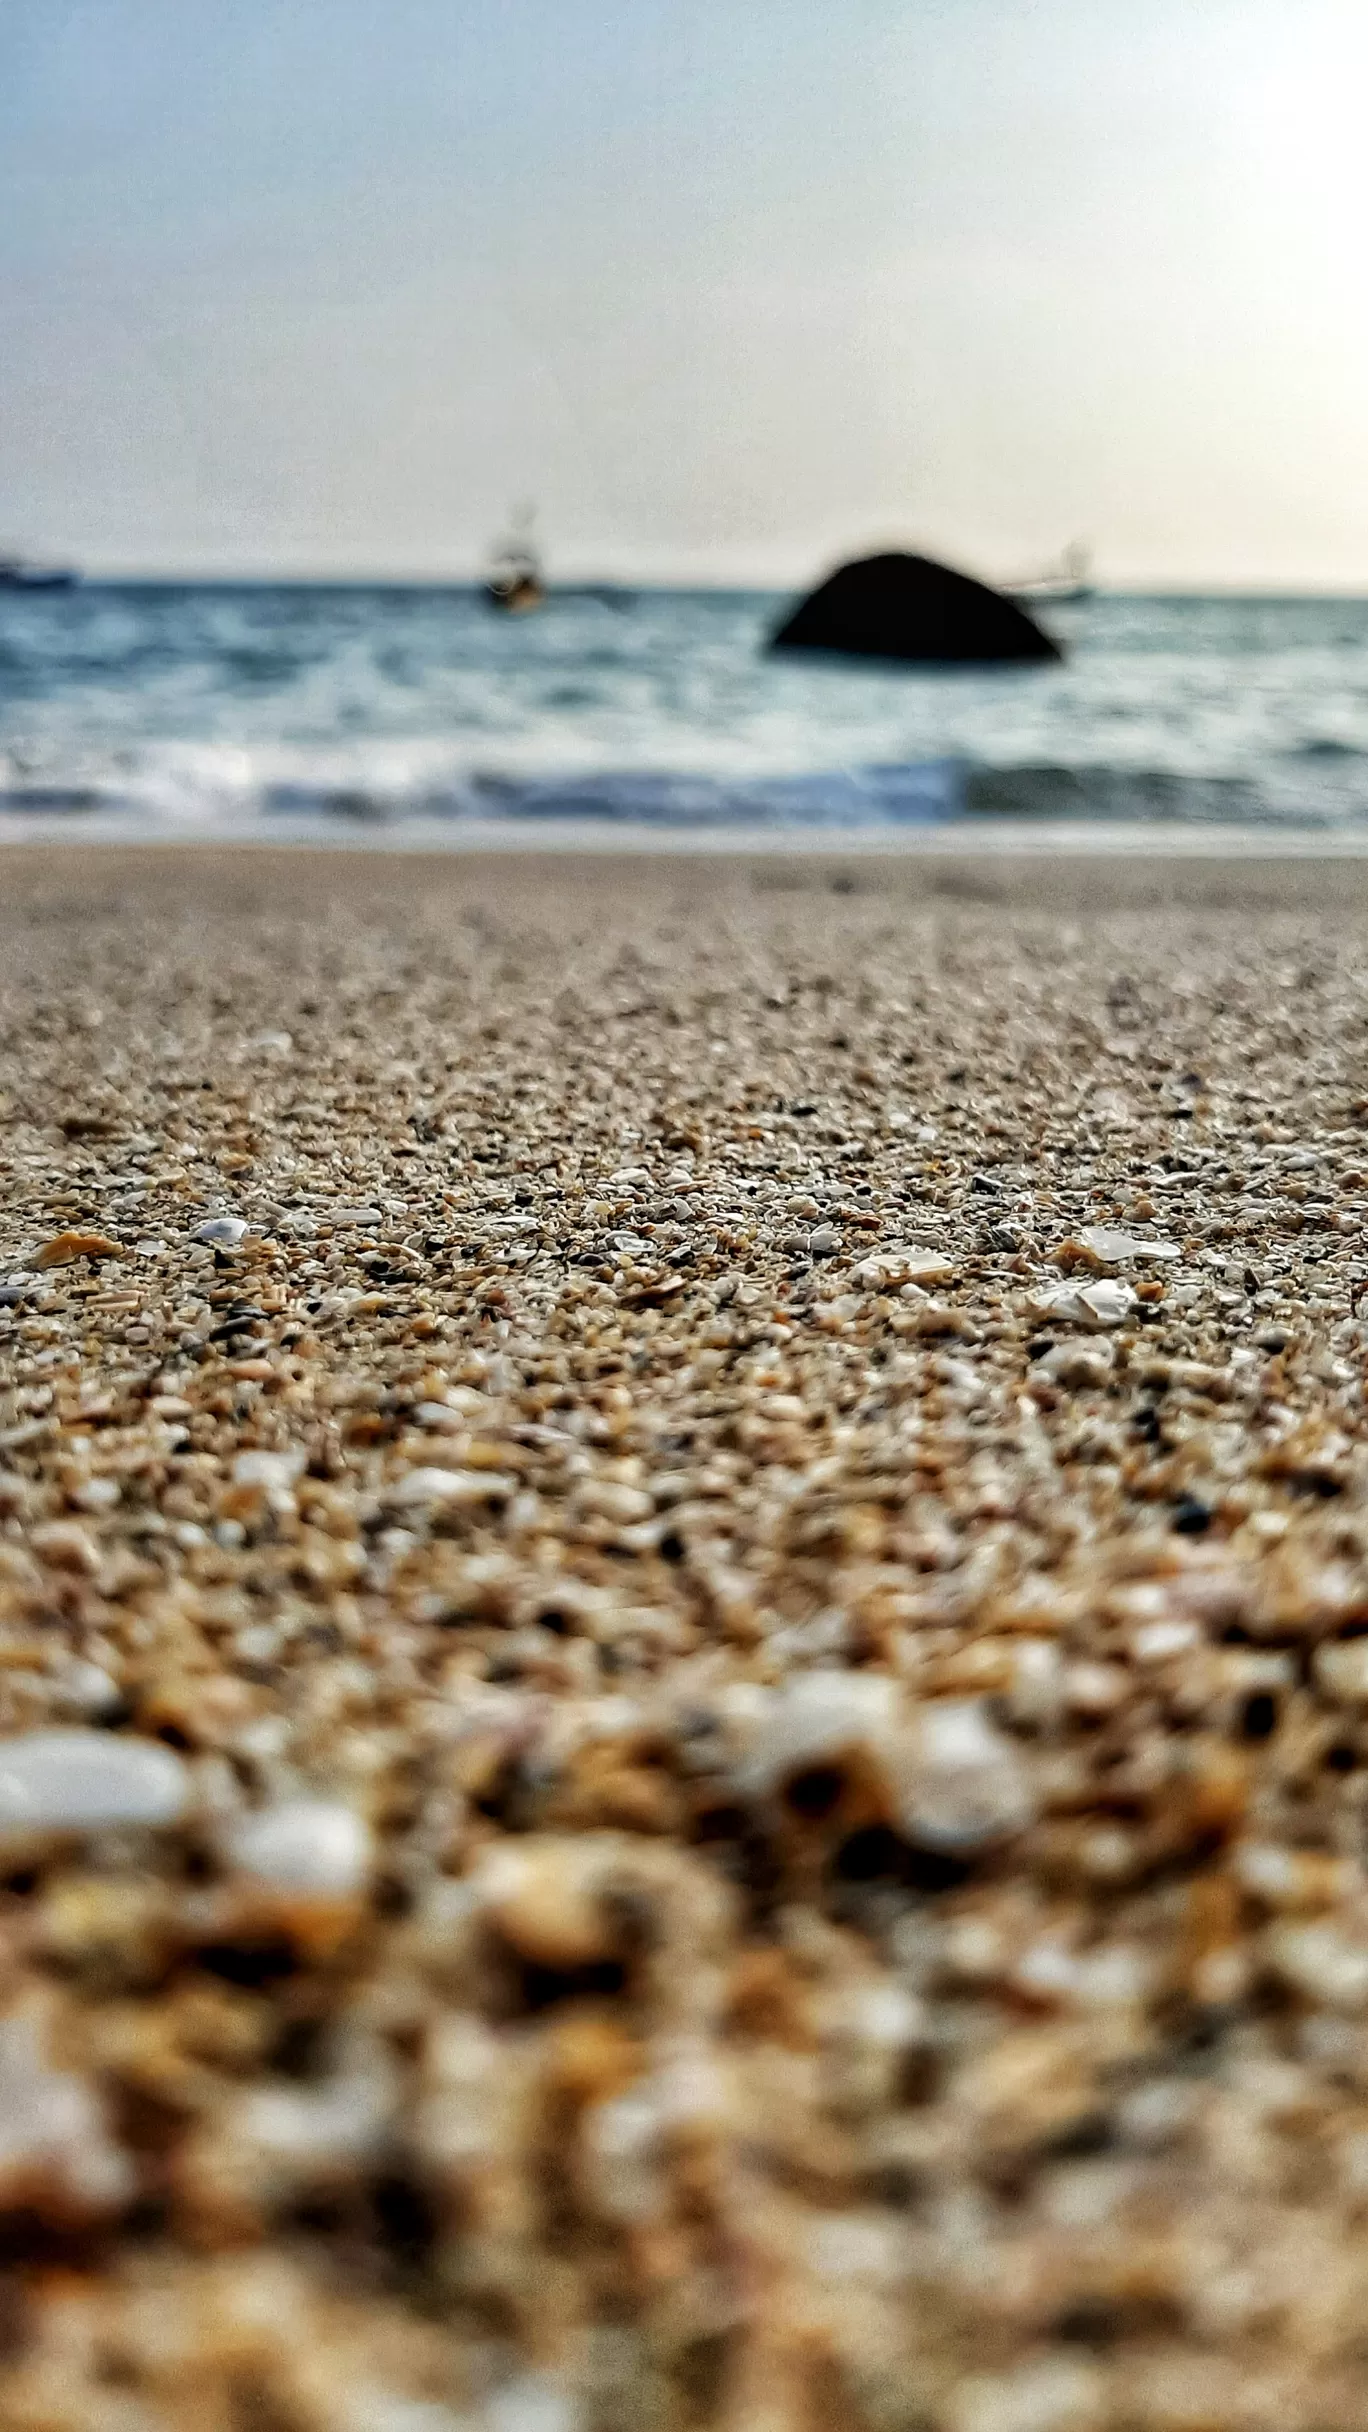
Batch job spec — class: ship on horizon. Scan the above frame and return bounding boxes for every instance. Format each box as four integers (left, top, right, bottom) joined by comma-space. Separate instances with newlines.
482, 508, 546, 614
1005, 542, 1094, 606
0, 552, 78, 592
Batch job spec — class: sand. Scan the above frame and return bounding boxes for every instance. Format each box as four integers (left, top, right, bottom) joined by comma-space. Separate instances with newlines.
4, 843, 1368, 2428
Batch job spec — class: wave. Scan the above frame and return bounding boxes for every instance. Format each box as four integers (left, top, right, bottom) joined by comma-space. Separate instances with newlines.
2, 747, 1367, 835
961, 764, 1270, 820
0, 753, 964, 831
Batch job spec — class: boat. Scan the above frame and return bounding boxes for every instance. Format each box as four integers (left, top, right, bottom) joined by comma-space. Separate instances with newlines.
0, 554, 77, 591
483, 509, 546, 614
1005, 542, 1094, 607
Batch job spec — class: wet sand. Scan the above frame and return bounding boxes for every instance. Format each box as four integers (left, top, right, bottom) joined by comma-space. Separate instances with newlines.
4, 844, 1368, 2428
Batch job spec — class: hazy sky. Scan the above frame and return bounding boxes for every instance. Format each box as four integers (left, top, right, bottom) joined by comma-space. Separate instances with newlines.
3, 0, 1367, 585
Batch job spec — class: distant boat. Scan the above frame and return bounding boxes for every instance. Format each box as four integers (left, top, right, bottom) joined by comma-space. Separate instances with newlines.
1006, 543, 1094, 607
483, 508, 546, 614
0, 554, 77, 592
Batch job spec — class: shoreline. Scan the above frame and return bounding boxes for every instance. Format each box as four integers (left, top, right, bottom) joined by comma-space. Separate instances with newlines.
8, 815, 1368, 858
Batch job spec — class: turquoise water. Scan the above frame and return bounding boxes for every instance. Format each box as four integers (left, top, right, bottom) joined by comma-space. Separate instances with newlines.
3, 583, 1368, 836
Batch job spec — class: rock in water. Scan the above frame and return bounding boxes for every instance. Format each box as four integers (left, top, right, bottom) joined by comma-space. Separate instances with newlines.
769, 551, 1061, 666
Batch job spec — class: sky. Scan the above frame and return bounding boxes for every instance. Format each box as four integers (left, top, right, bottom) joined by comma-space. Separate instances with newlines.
3, 0, 1368, 587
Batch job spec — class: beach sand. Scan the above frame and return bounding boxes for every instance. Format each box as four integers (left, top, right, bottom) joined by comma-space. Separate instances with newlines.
4, 843, 1368, 2426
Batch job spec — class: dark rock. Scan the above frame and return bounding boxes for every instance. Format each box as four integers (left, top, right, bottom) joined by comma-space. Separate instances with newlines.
769, 551, 1061, 666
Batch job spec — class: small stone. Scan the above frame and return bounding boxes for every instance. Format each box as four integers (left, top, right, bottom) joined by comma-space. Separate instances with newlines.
194, 1216, 250, 1246
223, 1798, 373, 1898
741, 1670, 900, 1799
1132, 1618, 1202, 1664
34, 1229, 123, 1268
0, 2006, 134, 2222
949, 2355, 1107, 2432
894, 1698, 1035, 1852
1063, 1662, 1129, 1717
1034, 1341, 1115, 1387
485, 2376, 581, 2432
1005, 1639, 1064, 1730
232, 1448, 308, 1497
30, 1520, 101, 1574
1267, 1919, 1368, 2012
0, 1730, 189, 1844
575, 1479, 655, 1525
1314, 1639, 1368, 1704
56, 1662, 124, 1721
389, 1465, 516, 1508
66, 1473, 121, 1513
477, 1840, 617, 1972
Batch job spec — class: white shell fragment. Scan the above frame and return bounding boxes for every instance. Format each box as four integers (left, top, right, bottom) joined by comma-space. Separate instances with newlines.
194, 1216, 250, 1246
0, 1730, 189, 1843
1074, 1224, 1181, 1266
389, 1465, 516, 1508
1029, 1278, 1137, 1330
224, 1797, 374, 1898
894, 1699, 1035, 1853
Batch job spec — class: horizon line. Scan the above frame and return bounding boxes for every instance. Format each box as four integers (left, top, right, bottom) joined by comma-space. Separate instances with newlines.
17, 568, 1368, 600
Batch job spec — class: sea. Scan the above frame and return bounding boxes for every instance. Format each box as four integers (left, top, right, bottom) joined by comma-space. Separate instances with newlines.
3, 582, 1368, 847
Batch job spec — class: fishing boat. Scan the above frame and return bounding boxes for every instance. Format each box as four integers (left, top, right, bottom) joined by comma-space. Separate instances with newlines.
0, 554, 78, 591
1006, 543, 1094, 606
483, 510, 546, 614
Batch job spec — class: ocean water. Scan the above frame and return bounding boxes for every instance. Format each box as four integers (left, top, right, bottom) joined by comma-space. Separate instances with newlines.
3, 582, 1368, 842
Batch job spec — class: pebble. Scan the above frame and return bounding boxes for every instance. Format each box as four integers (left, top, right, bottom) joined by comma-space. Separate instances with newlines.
0, 2006, 134, 2219
1033, 1340, 1115, 1387
1313, 1638, 1368, 1703
223, 1797, 373, 1897
56, 1661, 124, 1721
232, 1447, 308, 1496
388, 1465, 517, 1508
1267, 1920, 1368, 2012
0, 1730, 189, 1843
485, 2377, 580, 2432
949, 2356, 1107, 2432
741, 1669, 900, 1800
894, 1698, 1036, 1852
